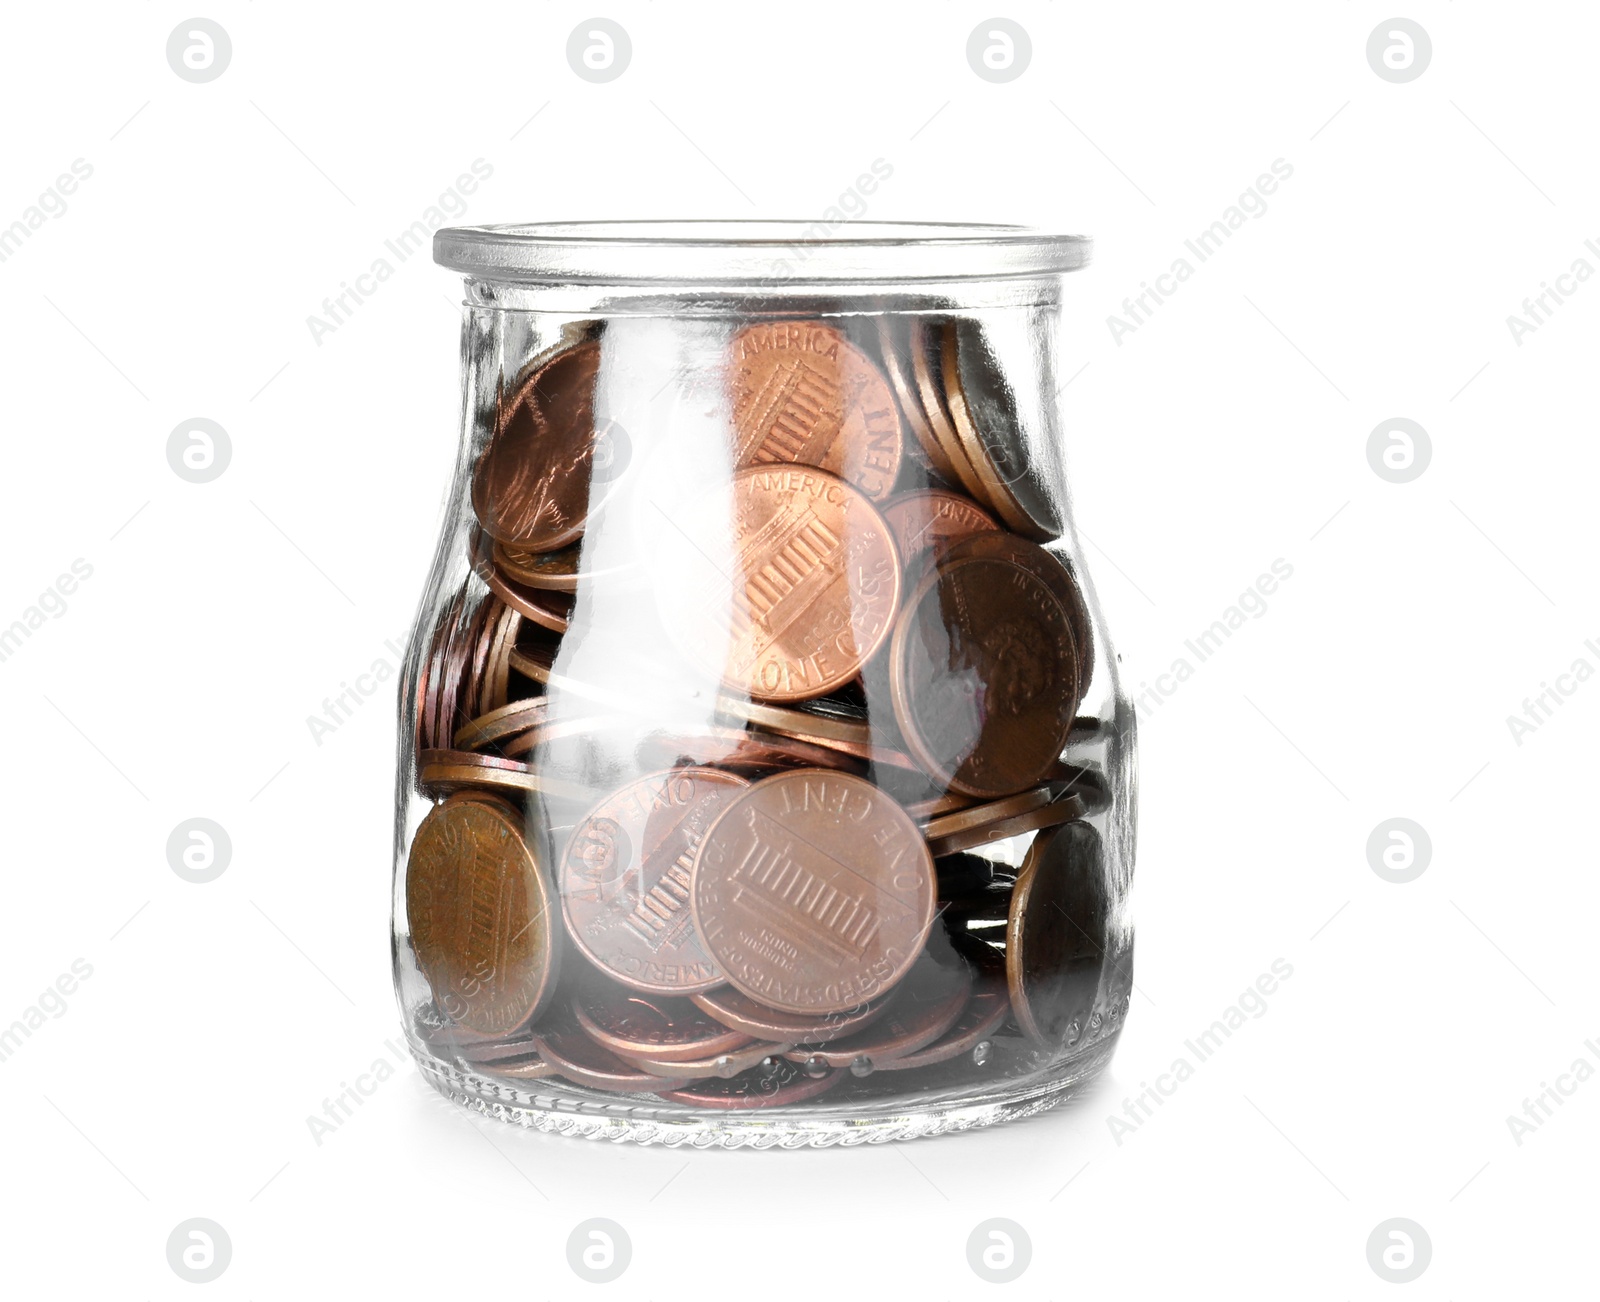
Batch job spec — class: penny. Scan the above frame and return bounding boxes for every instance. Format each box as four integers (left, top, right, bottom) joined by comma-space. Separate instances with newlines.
660, 1058, 843, 1110
941, 317, 1064, 543
729, 320, 902, 501
889, 549, 1081, 799
940, 532, 1095, 699
691, 769, 936, 1014
417, 750, 596, 805
637, 725, 867, 776
472, 339, 607, 550
783, 950, 971, 1071
909, 318, 990, 505
493, 539, 582, 591
422, 588, 468, 751
656, 465, 901, 703
477, 1053, 558, 1081
925, 789, 1087, 859
922, 783, 1058, 842
499, 712, 636, 759
881, 489, 1000, 574
572, 986, 752, 1062
614, 1038, 789, 1081
453, 697, 551, 752
533, 1011, 698, 1093
479, 602, 523, 716
901, 790, 978, 821
405, 793, 560, 1036
458, 1033, 545, 1066
462, 597, 502, 722
1007, 821, 1110, 1046
691, 983, 896, 1045
477, 549, 574, 634
561, 768, 748, 993
877, 936, 1010, 1071
874, 315, 958, 484
715, 693, 872, 749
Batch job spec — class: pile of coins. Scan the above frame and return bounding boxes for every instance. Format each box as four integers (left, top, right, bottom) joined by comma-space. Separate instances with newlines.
402, 315, 1120, 1108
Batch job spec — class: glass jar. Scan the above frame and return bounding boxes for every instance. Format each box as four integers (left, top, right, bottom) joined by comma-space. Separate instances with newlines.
394, 221, 1136, 1147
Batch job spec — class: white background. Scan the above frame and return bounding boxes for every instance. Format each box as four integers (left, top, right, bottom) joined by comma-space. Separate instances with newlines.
2, 2, 1595, 1296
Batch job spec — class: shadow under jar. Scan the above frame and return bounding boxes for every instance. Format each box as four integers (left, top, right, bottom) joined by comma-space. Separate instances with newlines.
393, 221, 1137, 1147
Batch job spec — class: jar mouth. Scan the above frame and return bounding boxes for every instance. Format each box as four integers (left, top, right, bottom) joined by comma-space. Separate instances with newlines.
434, 220, 1091, 286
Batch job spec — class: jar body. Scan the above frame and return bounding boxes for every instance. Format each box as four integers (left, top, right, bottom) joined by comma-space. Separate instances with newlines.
394, 229, 1135, 1145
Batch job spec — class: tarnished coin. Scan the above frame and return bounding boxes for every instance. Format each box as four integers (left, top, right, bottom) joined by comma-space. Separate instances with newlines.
877, 936, 1011, 1071
562, 768, 749, 993
477, 551, 574, 634
453, 696, 551, 752
729, 320, 902, 501
874, 315, 958, 484
691, 769, 936, 1015
493, 538, 637, 593
691, 983, 896, 1045
783, 950, 970, 1071
637, 725, 867, 777
614, 1038, 789, 1081
926, 789, 1087, 859
713, 695, 917, 770
941, 532, 1095, 699
660, 1058, 843, 1110
889, 548, 1081, 799
479, 601, 523, 715
405, 793, 560, 1036
656, 466, 901, 703
909, 318, 990, 504
572, 985, 752, 1062
533, 1010, 699, 1093
881, 489, 999, 575
471, 339, 608, 551
941, 317, 1064, 542
1006, 821, 1110, 1046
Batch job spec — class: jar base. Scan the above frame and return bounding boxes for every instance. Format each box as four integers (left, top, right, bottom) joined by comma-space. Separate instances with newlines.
408, 1035, 1119, 1148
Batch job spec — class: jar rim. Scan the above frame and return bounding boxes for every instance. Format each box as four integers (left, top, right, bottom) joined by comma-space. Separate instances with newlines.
434, 220, 1091, 285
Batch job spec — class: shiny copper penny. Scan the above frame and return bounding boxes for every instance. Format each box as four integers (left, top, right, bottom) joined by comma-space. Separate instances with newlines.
480, 603, 523, 715
889, 549, 1081, 799
461, 597, 502, 722
729, 320, 902, 501
925, 789, 1087, 859
472, 339, 606, 551
881, 489, 1000, 574
405, 793, 560, 1036
532, 1010, 698, 1093
909, 318, 990, 504
941, 317, 1065, 543
477, 554, 574, 635
691, 770, 936, 1015
874, 315, 958, 484
562, 768, 749, 994
878, 936, 1010, 1071
493, 539, 581, 591
660, 1058, 843, 1110
614, 1038, 789, 1081
783, 950, 970, 1071
902, 790, 978, 821
941, 532, 1095, 699
453, 696, 551, 752
571, 986, 752, 1062
1007, 821, 1110, 1046
656, 466, 900, 703
417, 750, 596, 805
691, 983, 896, 1045
921, 783, 1058, 843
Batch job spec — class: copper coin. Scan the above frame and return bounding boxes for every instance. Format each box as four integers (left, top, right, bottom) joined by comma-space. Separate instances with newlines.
471, 339, 606, 550
729, 320, 902, 501
941, 532, 1095, 700
782, 950, 970, 1071
881, 489, 1000, 574
657, 466, 900, 703
691, 984, 896, 1045
614, 1039, 789, 1081
691, 769, 936, 1015
479, 603, 524, 715
909, 318, 990, 504
405, 793, 560, 1036
874, 315, 958, 484
637, 725, 867, 777
561, 768, 749, 994
1006, 821, 1110, 1046
901, 790, 977, 821
921, 783, 1058, 842
417, 750, 596, 805
462, 597, 503, 722
422, 588, 468, 751
457, 1033, 544, 1066
476, 549, 574, 635
499, 713, 636, 759
532, 1011, 698, 1093
889, 548, 1081, 799
572, 986, 752, 1062
478, 1053, 559, 1081
493, 539, 582, 591
453, 696, 551, 752
660, 1058, 843, 1110
925, 789, 1087, 859
941, 317, 1065, 543
878, 937, 1010, 1071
